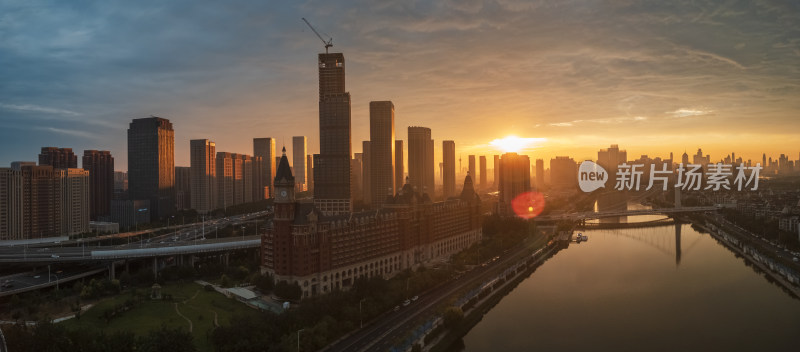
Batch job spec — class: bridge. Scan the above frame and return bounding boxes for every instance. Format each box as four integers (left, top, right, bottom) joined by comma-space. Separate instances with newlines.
533, 206, 719, 222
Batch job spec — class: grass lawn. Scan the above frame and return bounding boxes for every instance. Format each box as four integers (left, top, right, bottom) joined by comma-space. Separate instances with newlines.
61, 282, 261, 352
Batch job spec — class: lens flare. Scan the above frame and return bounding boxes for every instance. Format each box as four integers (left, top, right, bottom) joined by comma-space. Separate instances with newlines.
511, 191, 545, 219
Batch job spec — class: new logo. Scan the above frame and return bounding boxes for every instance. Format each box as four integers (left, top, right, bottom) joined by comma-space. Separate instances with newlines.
578, 160, 607, 192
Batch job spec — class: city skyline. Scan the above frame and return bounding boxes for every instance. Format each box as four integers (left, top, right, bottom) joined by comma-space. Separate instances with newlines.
1, 1, 798, 170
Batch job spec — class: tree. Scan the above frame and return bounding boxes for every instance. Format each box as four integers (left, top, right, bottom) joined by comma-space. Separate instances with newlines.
138, 326, 196, 352
443, 306, 464, 328
274, 281, 302, 300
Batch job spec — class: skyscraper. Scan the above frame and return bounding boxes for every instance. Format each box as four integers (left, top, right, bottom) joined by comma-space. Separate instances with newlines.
479, 155, 487, 189
408, 127, 434, 196
216, 152, 234, 209
369, 101, 396, 207
253, 138, 276, 197
442, 140, 456, 199
314, 52, 352, 215
362, 141, 371, 206
190, 139, 216, 214
498, 153, 531, 216
395, 140, 404, 191
127, 117, 175, 220
39, 147, 77, 169
0, 168, 22, 240
468, 155, 476, 183
57, 168, 90, 236
82, 150, 114, 221
175, 166, 191, 211
535, 159, 545, 190
351, 153, 363, 202
550, 156, 578, 191
493, 155, 500, 188
306, 154, 314, 193
293, 136, 307, 192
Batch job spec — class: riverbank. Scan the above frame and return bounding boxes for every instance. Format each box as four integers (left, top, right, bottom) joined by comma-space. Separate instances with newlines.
696, 216, 800, 298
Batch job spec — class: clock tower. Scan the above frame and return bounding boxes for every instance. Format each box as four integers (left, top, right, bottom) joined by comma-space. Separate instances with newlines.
274, 147, 295, 221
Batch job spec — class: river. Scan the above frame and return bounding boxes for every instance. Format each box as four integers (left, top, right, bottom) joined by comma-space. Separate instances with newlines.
455, 215, 800, 351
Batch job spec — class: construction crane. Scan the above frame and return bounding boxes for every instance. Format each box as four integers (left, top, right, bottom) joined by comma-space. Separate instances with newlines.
302, 17, 333, 53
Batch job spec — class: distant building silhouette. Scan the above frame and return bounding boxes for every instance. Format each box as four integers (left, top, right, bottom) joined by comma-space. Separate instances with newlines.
535, 159, 545, 190
498, 153, 531, 215
39, 147, 77, 169
175, 166, 191, 211
253, 138, 276, 197
468, 155, 476, 186
362, 141, 371, 206
190, 139, 216, 214
293, 136, 307, 192
82, 150, 114, 221
479, 155, 487, 189
442, 140, 456, 198
408, 127, 434, 197
127, 117, 175, 221
550, 156, 578, 191
395, 140, 404, 194
369, 101, 396, 207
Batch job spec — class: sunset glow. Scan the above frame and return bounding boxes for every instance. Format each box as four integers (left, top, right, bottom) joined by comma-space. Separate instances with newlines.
489, 136, 546, 153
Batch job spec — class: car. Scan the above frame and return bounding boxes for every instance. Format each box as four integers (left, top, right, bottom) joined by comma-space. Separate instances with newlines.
411, 295, 419, 302
403, 299, 411, 306
393, 306, 400, 312
51, 254, 60, 258
793, 257, 798, 263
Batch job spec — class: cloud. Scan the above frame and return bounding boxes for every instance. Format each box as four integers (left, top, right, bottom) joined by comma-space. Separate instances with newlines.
667, 108, 712, 118
0, 102, 80, 116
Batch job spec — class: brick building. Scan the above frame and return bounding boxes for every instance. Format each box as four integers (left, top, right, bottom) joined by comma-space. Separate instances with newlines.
262, 149, 482, 298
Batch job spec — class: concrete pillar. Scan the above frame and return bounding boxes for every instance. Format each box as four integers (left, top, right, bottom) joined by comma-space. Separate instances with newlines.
109, 262, 116, 280
125, 260, 130, 274
153, 257, 158, 279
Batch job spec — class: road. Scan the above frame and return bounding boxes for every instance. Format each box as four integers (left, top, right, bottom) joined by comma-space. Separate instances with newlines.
325, 235, 548, 352
0, 211, 270, 263
0, 265, 107, 297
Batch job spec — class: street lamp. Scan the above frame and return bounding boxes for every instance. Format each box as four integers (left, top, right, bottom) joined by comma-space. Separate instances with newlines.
297, 328, 305, 352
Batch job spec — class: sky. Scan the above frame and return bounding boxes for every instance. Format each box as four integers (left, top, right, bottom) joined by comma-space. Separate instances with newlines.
1, 0, 799, 171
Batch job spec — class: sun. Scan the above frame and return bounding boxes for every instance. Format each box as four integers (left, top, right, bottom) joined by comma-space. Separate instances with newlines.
489, 136, 545, 153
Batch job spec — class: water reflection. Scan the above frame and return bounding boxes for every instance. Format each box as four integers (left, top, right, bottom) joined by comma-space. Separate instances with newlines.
456, 222, 800, 351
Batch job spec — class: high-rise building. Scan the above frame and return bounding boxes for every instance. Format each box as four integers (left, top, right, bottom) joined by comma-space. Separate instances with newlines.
479, 156, 487, 189
58, 168, 90, 236
314, 53, 352, 215
127, 117, 175, 221
369, 101, 396, 207
550, 156, 578, 191
251, 156, 265, 200
493, 155, 500, 188
190, 139, 216, 214
0, 168, 23, 240
498, 153, 531, 216
82, 150, 114, 221
216, 152, 235, 209
253, 138, 276, 197
362, 141, 371, 206
293, 136, 307, 192
20, 165, 59, 238
395, 140, 404, 193
535, 159, 545, 190
442, 140, 456, 199
408, 127, 434, 196
351, 153, 363, 202
175, 166, 191, 211
306, 154, 314, 194
11, 162, 36, 171
468, 155, 476, 183
39, 147, 77, 169
598, 144, 627, 186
